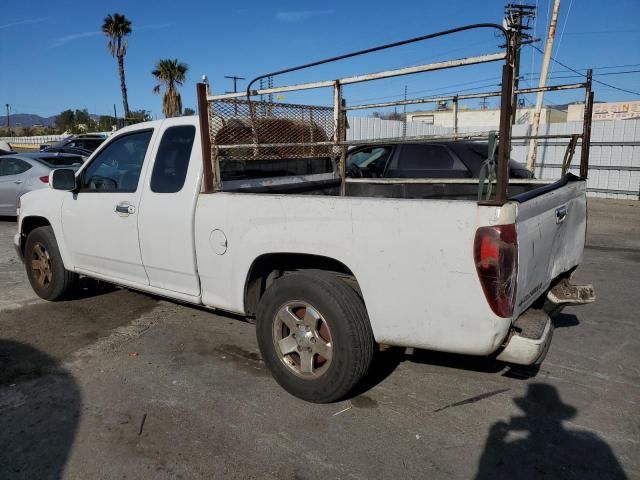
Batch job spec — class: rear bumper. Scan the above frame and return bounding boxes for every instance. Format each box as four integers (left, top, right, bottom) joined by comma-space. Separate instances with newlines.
497, 279, 596, 365
497, 309, 553, 365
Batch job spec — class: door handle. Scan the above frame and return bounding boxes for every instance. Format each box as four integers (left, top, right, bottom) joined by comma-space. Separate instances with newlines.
555, 206, 568, 224
14, 181, 23, 184
115, 203, 136, 215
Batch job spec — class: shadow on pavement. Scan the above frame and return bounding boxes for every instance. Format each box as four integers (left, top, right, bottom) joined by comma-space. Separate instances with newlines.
357, 346, 541, 397
552, 312, 580, 328
358, 312, 586, 393
474, 383, 627, 479
70, 276, 118, 300
0, 340, 80, 479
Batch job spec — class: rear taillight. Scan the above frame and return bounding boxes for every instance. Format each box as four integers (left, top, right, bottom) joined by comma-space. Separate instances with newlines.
474, 224, 518, 317
39, 175, 49, 184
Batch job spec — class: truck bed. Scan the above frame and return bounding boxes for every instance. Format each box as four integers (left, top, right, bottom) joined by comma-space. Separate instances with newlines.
220, 171, 559, 201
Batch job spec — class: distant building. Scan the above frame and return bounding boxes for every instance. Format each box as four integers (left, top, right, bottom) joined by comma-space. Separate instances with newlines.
567, 101, 640, 122
406, 106, 566, 128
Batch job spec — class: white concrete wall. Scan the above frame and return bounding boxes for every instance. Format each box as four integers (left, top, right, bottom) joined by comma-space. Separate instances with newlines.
0, 134, 67, 145
406, 107, 566, 128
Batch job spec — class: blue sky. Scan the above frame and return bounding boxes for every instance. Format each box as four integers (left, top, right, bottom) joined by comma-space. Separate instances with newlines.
1, 0, 639, 118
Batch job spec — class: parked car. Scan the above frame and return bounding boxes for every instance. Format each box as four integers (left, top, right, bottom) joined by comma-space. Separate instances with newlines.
346, 141, 533, 179
0, 153, 83, 215
0, 140, 14, 155
14, 116, 594, 403
41, 133, 107, 155
40, 145, 93, 159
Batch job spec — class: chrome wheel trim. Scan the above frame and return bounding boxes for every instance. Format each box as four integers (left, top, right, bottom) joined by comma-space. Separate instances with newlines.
31, 242, 53, 288
272, 301, 333, 379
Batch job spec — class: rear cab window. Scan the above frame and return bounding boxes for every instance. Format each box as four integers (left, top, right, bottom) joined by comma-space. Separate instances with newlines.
150, 125, 196, 193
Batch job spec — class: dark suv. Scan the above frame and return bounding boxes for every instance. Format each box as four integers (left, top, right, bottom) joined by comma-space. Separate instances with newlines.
346, 141, 533, 179
41, 134, 107, 156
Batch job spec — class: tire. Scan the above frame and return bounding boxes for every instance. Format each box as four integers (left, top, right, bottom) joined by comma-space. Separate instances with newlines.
24, 226, 77, 301
256, 270, 375, 403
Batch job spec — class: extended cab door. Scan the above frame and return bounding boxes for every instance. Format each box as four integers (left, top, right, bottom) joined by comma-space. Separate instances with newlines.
61, 129, 155, 284
137, 120, 201, 296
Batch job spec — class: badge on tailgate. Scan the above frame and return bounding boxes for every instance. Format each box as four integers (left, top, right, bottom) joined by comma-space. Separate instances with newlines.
555, 205, 568, 224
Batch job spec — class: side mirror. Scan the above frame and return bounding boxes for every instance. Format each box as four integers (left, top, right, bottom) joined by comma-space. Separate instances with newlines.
51, 169, 78, 191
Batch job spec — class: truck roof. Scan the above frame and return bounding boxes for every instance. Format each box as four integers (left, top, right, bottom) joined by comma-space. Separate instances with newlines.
116, 116, 198, 135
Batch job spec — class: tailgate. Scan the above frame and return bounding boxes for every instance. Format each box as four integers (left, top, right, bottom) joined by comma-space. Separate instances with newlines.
512, 178, 587, 317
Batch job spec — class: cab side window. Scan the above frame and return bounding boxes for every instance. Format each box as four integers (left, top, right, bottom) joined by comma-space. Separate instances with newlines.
346, 146, 392, 178
150, 125, 196, 193
80, 131, 153, 192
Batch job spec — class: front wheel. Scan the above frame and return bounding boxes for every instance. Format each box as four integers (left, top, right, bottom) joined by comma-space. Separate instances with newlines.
24, 226, 77, 301
256, 270, 375, 403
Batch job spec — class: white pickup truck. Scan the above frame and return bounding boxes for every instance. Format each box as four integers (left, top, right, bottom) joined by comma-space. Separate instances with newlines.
13, 24, 598, 402
14, 115, 595, 402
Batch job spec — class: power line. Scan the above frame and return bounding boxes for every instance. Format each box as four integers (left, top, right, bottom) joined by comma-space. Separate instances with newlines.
588, 63, 640, 70
550, 0, 574, 76
350, 66, 640, 106
590, 70, 640, 77
529, 44, 640, 96
520, 69, 640, 81
560, 63, 640, 71
562, 29, 640, 35
348, 75, 501, 104
529, 0, 539, 87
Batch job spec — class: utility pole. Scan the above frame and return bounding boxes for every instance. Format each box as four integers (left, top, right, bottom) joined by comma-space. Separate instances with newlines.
224, 75, 245, 93
267, 76, 274, 115
452, 96, 459, 134
504, 3, 536, 125
526, 0, 561, 173
5, 104, 11, 137
225, 75, 246, 116
402, 85, 407, 137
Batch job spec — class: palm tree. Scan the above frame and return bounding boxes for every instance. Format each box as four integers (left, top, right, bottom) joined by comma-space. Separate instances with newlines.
102, 13, 132, 120
152, 59, 188, 118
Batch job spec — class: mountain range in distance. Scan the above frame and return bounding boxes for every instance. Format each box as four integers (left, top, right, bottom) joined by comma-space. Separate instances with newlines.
0, 113, 103, 128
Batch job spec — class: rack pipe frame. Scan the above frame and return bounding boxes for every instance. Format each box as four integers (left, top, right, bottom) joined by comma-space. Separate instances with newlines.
200, 23, 594, 204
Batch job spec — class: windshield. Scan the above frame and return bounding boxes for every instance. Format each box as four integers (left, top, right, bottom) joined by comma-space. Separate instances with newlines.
36, 156, 84, 167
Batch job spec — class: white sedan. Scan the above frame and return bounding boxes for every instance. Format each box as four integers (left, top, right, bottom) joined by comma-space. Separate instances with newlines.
0, 153, 83, 216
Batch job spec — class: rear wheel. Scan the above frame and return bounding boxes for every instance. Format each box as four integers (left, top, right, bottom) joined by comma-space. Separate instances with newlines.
24, 226, 76, 301
256, 270, 374, 403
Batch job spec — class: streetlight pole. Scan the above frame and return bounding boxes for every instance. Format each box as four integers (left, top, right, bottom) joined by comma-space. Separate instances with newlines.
5, 104, 11, 137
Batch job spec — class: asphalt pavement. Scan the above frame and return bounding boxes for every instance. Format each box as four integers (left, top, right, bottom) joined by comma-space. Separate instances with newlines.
0, 199, 638, 479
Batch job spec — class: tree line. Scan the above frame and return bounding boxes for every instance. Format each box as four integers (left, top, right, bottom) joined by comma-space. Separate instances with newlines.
0, 109, 152, 138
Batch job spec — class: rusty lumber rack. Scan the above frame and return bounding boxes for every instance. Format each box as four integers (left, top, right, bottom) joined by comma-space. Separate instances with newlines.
196, 22, 594, 205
